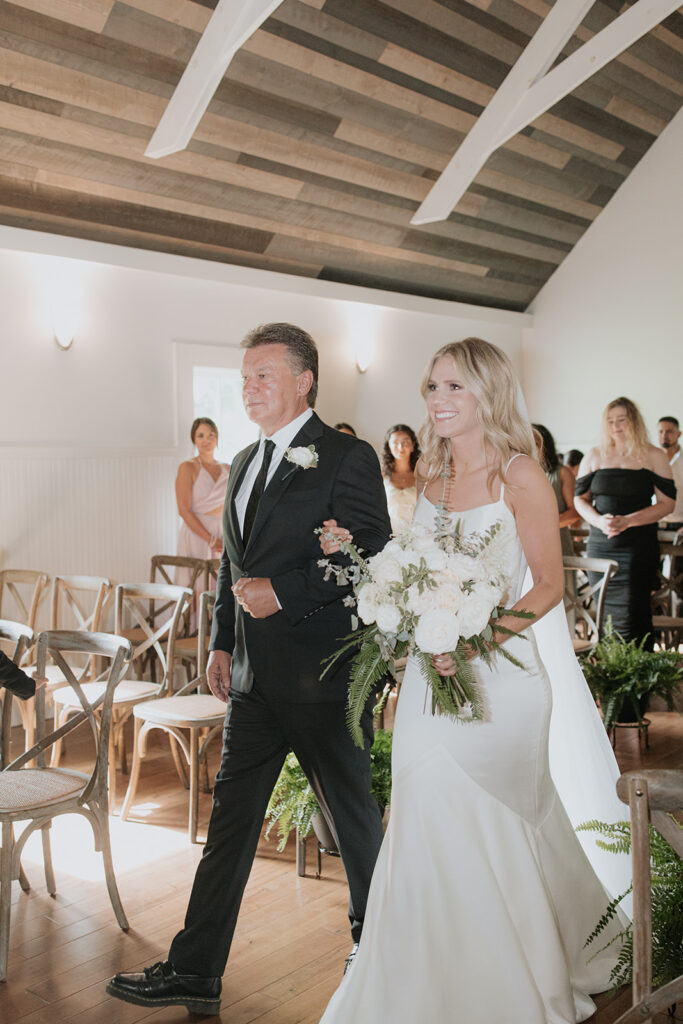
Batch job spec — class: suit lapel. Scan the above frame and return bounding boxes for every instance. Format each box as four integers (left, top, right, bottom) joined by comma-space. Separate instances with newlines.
243, 413, 324, 554
225, 442, 259, 561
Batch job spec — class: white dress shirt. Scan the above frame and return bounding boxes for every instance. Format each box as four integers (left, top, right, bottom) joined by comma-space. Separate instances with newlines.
662, 448, 683, 525
235, 407, 314, 532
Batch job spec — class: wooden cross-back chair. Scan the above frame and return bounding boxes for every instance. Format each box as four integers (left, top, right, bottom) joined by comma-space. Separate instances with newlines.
570, 527, 589, 557
43, 574, 113, 684
611, 770, 683, 1024
651, 541, 683, 650
164, 557, 221, 678
121, 591, 225, 843
0, 630, 131, 981
51, 582, 191, 809
0, 570, 50, 635
562, 555, 619, 655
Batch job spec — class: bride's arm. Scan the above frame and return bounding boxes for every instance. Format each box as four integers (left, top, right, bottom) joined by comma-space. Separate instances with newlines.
494, 455, 565, 642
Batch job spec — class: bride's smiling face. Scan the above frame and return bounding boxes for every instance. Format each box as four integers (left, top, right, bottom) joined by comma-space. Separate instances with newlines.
425, 356, 480, 439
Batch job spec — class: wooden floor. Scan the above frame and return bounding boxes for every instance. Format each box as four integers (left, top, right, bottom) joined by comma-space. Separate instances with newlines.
1, 708, 681, 1024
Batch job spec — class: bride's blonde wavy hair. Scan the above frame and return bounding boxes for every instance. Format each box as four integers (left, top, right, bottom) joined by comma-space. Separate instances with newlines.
418, 337, 537, 488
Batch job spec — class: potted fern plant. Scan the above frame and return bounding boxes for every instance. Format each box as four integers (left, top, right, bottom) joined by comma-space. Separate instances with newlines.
582, 622, 682, 730
265, 729, 393, 852
579, 818, 683, 993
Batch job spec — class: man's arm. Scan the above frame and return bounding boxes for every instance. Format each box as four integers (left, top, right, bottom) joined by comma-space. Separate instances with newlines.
273, 439, 391, 625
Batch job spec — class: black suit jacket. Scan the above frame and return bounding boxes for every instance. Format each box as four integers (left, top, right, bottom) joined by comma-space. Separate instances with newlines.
210, 413, 391, 702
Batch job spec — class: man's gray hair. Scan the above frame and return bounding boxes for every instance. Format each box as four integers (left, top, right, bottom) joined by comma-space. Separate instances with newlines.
241, 323, 318, 407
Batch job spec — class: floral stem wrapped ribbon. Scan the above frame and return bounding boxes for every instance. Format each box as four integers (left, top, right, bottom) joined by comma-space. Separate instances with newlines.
317, 519, 534, 748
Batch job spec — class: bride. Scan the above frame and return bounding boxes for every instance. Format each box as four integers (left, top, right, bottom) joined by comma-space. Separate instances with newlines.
318, 338, 627, 1024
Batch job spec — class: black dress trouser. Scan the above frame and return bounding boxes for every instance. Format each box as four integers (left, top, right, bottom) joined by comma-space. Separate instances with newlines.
168, 682, 384, 978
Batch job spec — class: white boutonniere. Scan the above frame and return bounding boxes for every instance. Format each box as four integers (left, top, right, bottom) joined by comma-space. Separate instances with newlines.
285, 444, 319, 470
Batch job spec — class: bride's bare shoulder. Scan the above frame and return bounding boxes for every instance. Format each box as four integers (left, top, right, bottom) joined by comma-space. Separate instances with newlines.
506, 453, 548, 491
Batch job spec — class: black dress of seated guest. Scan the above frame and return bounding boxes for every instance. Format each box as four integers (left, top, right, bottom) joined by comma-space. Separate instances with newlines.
575, 469, 676, 649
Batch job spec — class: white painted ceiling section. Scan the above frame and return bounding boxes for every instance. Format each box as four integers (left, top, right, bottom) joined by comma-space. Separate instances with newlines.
144, 0, 284, 159
411, 0, 682, 225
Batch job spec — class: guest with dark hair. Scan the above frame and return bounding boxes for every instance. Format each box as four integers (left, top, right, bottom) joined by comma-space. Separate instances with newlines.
176, 418, 230, 561
532, 424, 578, 554
657, 416, 683, 531
575, 397, 675, 646
564, 449, 584, 477
381, 423, 420, 535
334, 423, 357, 437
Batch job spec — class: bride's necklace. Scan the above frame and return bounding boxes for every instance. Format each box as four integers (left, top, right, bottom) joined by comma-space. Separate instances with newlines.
434, 461, 455, 539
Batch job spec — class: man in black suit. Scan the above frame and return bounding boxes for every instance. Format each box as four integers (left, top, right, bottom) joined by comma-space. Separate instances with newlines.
108, 323, 391, 1015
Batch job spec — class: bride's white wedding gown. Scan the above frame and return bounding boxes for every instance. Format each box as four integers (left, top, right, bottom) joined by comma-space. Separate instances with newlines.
320, 489, 626, 1024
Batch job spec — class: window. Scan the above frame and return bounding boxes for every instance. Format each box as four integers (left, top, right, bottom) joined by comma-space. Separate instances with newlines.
193, 365, 257, 463
174, 341, 259, 464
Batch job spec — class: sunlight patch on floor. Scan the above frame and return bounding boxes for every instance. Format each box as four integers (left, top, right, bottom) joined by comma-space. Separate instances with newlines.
18, 813, 194, 881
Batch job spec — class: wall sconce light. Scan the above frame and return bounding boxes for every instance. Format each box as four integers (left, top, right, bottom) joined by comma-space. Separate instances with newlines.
355, 336, 375, 373
53, 326, 74, 350
51, 304, 78, 351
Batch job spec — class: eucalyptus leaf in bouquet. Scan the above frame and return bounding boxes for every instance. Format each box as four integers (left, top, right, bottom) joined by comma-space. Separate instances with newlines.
317, 518, 534, 748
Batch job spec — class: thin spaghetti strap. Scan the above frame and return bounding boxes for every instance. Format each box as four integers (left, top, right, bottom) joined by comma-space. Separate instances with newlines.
500, 452, 525, 501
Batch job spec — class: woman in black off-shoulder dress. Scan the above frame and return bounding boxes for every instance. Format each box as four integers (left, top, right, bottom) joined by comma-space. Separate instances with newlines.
575, 398, 675, 648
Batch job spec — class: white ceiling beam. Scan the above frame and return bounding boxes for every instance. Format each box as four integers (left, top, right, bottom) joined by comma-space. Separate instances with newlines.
495, 0, 683, 149
145, 0, 283, 159
411, 0, 596, 226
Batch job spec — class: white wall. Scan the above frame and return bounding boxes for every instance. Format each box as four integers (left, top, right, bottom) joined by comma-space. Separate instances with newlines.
524, 107, 683, 454
0, 227, 528, 589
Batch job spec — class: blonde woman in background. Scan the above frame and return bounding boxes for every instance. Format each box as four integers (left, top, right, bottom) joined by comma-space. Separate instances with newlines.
575, 397, 674, 647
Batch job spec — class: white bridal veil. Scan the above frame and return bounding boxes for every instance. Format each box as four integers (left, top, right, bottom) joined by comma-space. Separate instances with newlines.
516, 385, 632, 905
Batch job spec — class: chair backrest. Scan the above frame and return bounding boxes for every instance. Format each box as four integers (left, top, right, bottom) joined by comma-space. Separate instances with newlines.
50, 575, 112, 632
2, 631, 131, 800
569, 527, 589, 557
0, 621, 34, 769
150, 556, 205, 633
205, 559, 221, 592
657, 529, 682, 545
615, 770, 683, 1022
198, 590, 215, 682
562, 555, 619, 644
114, 583, 192, 690
0, 570, 50, 630
651, 542, 683, 618
0, 619, 34, 664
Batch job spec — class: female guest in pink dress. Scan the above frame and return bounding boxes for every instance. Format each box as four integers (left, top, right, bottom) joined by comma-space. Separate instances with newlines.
176, 418, 230, 615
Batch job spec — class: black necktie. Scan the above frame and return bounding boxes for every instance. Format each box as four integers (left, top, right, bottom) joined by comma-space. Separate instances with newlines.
242, 439, 275, 545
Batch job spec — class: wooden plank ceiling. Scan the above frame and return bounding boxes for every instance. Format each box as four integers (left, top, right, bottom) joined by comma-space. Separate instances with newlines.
0, 0, 681, 311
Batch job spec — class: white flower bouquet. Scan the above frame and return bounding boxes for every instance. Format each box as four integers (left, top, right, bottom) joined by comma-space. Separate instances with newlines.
318, 518, 533, 747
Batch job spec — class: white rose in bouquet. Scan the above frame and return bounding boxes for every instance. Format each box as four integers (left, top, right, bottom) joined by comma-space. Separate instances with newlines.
406, 583, 438, 616
458, 585, 498, 638
367, 551, 403, 586
423, 547, 449, 572
414, 607, 461, 655
357, 582, 382, 625
375, 602, 403, 634
444, 552, 483, 584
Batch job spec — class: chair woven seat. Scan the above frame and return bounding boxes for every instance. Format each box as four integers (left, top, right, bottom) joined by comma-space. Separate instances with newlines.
0, 768, 87, 812
52, 679, 158, 708
133, 694, 225, 726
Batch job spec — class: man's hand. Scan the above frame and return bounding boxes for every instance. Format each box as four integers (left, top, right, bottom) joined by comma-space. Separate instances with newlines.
207, 650, 232, 702
232, 577, 280, 619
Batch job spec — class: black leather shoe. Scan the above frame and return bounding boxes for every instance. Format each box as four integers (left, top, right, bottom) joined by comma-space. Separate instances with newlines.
343, 942, 359, 976
106, 960, 221, 1015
